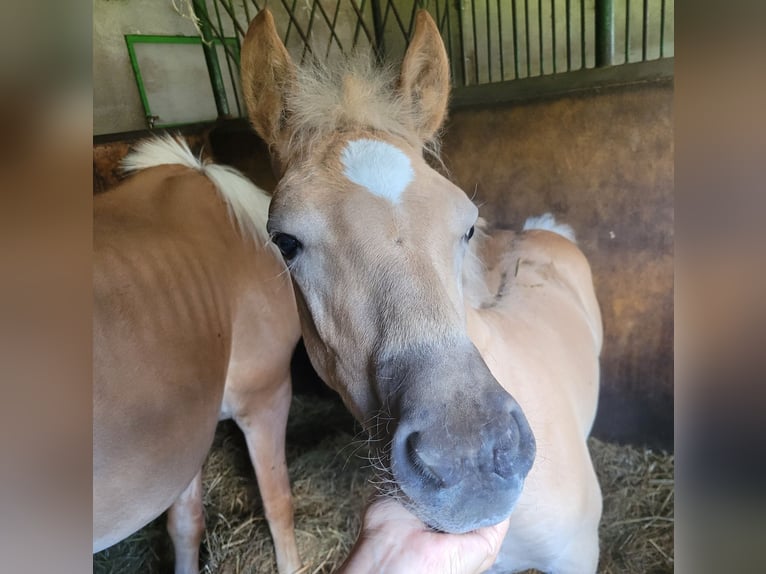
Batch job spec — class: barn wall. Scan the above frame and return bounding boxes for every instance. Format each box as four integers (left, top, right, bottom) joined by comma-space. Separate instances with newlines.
440, 79, 673, 447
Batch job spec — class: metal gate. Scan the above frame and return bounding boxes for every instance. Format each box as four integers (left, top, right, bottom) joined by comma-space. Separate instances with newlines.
179, 0, 674, 120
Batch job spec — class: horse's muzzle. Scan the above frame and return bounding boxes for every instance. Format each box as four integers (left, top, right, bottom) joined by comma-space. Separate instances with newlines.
377, 342, 536, 533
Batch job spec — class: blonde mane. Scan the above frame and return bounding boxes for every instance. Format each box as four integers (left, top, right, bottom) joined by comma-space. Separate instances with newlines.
284, 55, 442, 159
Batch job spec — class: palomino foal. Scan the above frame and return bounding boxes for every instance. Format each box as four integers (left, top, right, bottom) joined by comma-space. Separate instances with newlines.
93, 136, 301, 574
241, 9, 603, 574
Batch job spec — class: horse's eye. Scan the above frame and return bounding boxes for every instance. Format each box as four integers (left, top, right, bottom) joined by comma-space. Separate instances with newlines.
272, 233, 301, 260
465, 226, 475, 242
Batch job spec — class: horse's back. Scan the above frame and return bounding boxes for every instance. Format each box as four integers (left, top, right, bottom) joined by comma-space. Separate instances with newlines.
474, 224, 603, 572
93, 165, 238, 550
479, 226, 601, 433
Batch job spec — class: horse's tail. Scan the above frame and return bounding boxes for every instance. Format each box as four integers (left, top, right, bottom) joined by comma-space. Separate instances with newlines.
522, 212, 576, 243
121, 134, 272, 248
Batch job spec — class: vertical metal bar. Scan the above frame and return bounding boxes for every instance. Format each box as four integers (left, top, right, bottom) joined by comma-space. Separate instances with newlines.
538, 0, 543, 75
625, 0, 630, 62
216, 1, 242, 116
595, 0, 614, 67
445, 1, 460, 86
551, 0, 556, 73
241, 0, 251, 26
192, 0, 230, 117
438, 0, 456, 84
497, 0, 505, 80
486, 0, 492, 82
455, 0, 468, 86
580, 0, 585, 68
471, 0, 480, 84
642, 0, 648, 61
566, 0, 571, 70
525, 0, 531, 76
512, 0, 519, 78
371, 0, 385, 61
659, 0, 665, 57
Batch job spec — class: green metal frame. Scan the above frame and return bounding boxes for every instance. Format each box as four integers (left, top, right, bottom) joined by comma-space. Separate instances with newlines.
124, 34, 239, 130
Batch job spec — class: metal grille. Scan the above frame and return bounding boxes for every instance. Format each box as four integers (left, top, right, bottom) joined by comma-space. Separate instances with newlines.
190, 0, 674, 118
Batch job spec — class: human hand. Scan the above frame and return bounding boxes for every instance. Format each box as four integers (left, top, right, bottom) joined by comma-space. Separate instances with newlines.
337, 497, 510, 574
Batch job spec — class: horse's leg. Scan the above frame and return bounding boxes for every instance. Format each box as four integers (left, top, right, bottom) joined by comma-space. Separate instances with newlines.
234, 374, 301, 574
167, 470, 204, 574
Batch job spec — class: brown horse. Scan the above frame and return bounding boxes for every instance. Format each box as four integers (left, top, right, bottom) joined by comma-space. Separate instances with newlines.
93, 136, 302, 574
241, 9, 603, 573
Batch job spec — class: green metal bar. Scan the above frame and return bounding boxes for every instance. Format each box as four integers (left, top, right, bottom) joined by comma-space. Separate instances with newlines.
551, 0, 556, 73
625, 0, 630, 62
659, 0, 665, 57
371, 0, 385, 61
580, 0, 585, 68
124, 36, 154, 126
445, 0, 465, 86
538, 0, 543, 74
525, 0, 531, 76
497, 0, 505, 80
642, 0, 648, 61
125, 34, 211, 44
512, 0, 520, 78
192, 0, 230, 117
595, 0, 614, 67
215, 1, 242, 116
454, 0, 468, 86
566, 0, 571, 71
486, 0, 492, 82
471, 0, 480, 84
450, 57, 673, 108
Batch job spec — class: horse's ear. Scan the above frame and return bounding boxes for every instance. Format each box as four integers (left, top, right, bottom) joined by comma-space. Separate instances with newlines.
399, 10, 451, 142
240, 9, 296, 161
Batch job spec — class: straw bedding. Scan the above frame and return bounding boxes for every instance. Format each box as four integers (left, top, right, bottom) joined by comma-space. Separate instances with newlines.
93, 395, 673, 574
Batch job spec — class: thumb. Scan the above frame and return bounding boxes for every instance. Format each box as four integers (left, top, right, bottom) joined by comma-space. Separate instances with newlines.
463, 518, 511, 572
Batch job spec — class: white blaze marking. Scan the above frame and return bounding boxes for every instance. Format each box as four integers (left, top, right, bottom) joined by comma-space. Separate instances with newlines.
341, 139, 414, 204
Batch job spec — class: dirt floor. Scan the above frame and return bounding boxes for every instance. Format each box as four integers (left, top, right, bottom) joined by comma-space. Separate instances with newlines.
93, 394, 674, 574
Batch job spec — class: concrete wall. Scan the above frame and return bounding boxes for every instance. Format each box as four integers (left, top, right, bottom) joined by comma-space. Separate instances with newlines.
440, 80, 673, 447
94, 0, 201, 134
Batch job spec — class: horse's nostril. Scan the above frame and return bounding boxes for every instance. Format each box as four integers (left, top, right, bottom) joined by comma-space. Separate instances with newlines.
493, 446, 516, 478
405, 432, 447, 487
